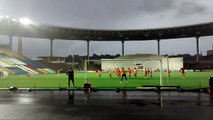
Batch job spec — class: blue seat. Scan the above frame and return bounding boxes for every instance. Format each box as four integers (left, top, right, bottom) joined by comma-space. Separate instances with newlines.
6, 67, 28, 75
23, 60, 45, 68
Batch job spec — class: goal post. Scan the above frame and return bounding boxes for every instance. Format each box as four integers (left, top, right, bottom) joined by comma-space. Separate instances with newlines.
83, 58, 164, 86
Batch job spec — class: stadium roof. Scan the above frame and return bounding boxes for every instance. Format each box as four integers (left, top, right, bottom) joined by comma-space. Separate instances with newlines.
0, 19, 213, 41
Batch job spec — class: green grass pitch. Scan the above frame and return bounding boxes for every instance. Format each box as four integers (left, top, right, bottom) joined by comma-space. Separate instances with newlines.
0, 71, 212, 89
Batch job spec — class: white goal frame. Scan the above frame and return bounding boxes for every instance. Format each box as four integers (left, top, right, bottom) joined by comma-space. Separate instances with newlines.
83, 58, 168, 86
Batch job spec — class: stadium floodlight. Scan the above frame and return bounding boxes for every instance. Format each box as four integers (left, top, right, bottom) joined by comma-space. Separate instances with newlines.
5, 15, 9, 18
12, 18, 18, 22
0, 16, 4, 19
19, 18, 32, 25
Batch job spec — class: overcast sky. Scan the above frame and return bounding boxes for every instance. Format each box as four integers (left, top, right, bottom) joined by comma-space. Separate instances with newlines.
0, 0, 213, 58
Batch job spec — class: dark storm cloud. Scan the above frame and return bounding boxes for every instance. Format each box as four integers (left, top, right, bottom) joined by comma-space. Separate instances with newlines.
175, 1, 208, 17
0, 0, 213, 58
0, 0, 211, 28
0, 0, 177, 29
133, 0, 176, 13
63, 0, 177, 28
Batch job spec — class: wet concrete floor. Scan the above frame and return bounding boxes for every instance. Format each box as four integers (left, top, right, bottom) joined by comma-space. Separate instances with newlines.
0, 90, 213, 120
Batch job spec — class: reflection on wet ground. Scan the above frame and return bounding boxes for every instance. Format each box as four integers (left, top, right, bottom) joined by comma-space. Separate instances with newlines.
0, 90, 213, 120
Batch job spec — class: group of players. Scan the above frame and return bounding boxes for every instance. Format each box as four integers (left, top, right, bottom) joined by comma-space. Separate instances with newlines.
65, 67, 185, 87
97, 68, 153, 78
97, 67, 185, 79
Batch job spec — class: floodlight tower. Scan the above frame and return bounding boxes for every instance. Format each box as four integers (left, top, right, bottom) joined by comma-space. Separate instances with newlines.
19, 18, 33, 25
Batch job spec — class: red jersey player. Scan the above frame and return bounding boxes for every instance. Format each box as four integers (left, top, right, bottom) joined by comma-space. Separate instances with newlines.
144, 68, 147, 77
117, 68, 121, 77
97, 69, 101, 78
27, 70, 31, 78
108, 68, 112, 78
180, 68, 185, 78
8, 71, 12, 77
149, 68, 153, 77
1, 70, 4, 78
133, 68, 138, 78
167, 70, 171, 77
127, 68, 132, 77
114, 68, 117, 76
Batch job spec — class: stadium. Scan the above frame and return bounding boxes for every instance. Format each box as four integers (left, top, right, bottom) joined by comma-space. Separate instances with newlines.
0, 16, 212, 90
0, 10, 213, 120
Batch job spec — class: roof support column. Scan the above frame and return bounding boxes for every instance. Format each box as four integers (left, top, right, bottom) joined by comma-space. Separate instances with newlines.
49, 39, 53, 62
18, 36, 22, 56
196, 36, 200, 63
157, 39, 160, 55
9, 35, 12, 51
87, 40, 90, 61
121, 40, 125, 56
